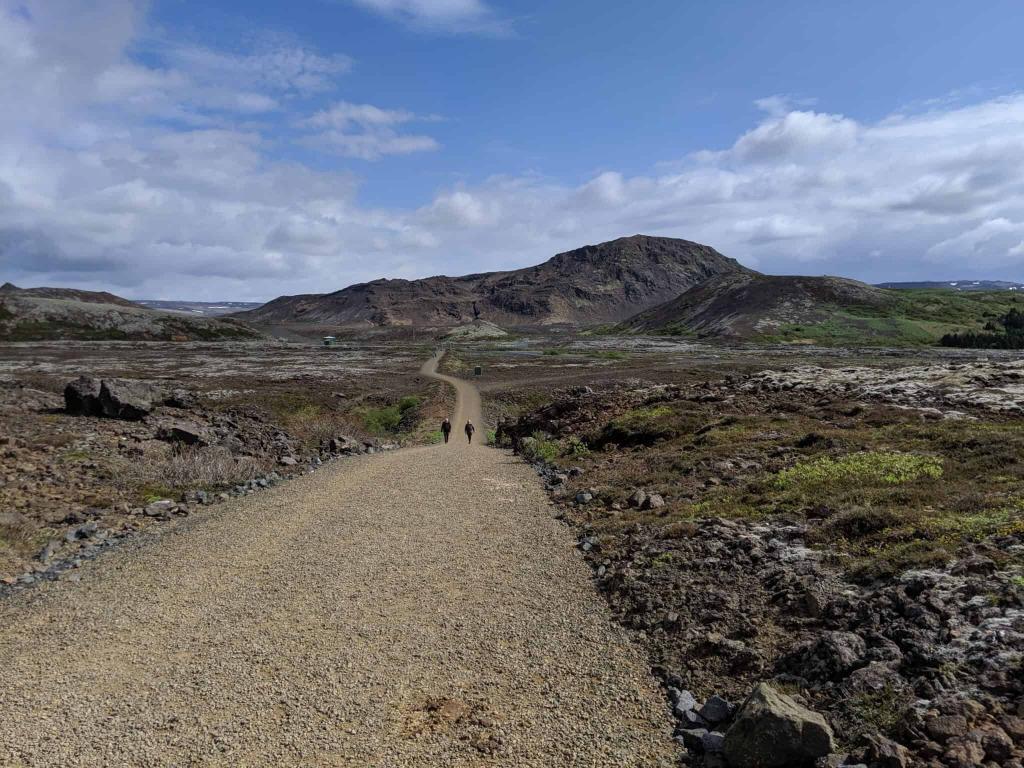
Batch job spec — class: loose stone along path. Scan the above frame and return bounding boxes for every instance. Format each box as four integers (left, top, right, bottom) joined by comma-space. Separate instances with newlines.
0, 354, 676, 767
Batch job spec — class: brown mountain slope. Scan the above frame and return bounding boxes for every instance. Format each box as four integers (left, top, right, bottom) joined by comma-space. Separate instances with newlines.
236, 235, 753, 328
621, 273, 903, 340
0, 283, 261, 341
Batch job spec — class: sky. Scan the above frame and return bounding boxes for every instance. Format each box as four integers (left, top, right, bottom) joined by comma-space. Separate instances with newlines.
2, 0, 1024, 301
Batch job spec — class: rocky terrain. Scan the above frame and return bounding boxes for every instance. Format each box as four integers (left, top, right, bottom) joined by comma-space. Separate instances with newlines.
743, 360, 1024, 416
0, 341, 448, 586
0, 283, 261, 341
5, 334, 1024, 767
492, 356, 1024, 767
236, 235, 751, 329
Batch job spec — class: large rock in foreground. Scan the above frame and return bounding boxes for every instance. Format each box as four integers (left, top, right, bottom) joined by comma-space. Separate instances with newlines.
63, 376, 103, 416
98, 380, 157, 420
723, 682, 835, 768
64, 377, 163, 421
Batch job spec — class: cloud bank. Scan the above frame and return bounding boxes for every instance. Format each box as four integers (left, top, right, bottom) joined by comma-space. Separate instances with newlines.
2, 1, 1024, 300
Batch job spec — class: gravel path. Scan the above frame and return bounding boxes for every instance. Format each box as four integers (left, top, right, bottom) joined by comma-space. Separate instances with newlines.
0, 354, 677, 767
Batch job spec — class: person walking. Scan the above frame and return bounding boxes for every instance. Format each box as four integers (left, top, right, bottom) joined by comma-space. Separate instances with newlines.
464, 420, 475, 444
441, 418, 452, 444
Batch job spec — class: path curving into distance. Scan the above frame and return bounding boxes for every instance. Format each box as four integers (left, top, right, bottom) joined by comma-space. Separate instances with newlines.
0, 353, 676, 767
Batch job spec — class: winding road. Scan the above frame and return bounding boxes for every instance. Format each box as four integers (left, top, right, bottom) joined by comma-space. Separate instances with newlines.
0, 354, 676, 767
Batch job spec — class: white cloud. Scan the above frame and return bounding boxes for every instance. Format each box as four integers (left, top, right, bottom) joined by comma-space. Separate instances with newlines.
301, 101, 440, 160
346, 0, 511, 35
727, 110, 860, 164
4, 0, 1024, 300
163, 42, 352, 97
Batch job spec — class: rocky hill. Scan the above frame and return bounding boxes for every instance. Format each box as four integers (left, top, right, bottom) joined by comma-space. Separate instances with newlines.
619, 273, 1024, 346
0, 283, 261, 342
623, 273, 893, 336
1, 282, 143, 307
236, 235, 752, 329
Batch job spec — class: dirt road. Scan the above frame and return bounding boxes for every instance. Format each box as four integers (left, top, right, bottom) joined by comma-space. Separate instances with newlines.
0, 354, 676, 767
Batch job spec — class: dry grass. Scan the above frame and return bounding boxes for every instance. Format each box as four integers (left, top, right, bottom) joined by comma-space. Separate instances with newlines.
0, 515, 52, 574
111, 445, 272, 502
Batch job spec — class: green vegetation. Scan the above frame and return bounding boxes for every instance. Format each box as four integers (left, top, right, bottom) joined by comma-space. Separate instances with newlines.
597, 405, 678, 447
773, 452, 943, 491
359, 395, 422, 436
59, 448, 92, 462
398, 395, 422, 412
762, 290, 1024, 347
137, 483, 177, 504
565, 436, 591, 457
941, 306, 1024, 348
846, 685, 913, 737
520, 431, 561, 463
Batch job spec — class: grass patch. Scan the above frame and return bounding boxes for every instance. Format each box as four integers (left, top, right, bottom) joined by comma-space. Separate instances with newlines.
565, 436, 591, 457
773, 451, 943, 491
597, 405, 680, 447
59, 448, 92, 462
520, 431, 561, 463
845, 685, 913, 737
358, 395, 422, 436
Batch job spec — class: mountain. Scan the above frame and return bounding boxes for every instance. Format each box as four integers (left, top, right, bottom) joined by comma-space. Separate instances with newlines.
0, 283, 261, 341
620, 273, 1024, 346
877, 280, 1024, 292
236, 236, 752, 329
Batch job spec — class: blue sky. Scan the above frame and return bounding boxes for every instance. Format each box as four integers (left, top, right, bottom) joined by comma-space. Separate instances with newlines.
2, 0, 1024, 299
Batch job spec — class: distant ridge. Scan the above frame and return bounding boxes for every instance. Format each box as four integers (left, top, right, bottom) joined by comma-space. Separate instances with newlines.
877, 280, 1024, 292
235, 235, 753, 328
0, 283, 261, 341
0, 282, 143, 308
137, 300, 264, 317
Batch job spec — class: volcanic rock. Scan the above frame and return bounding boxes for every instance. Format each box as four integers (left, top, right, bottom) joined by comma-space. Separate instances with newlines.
723, 682, 835, 768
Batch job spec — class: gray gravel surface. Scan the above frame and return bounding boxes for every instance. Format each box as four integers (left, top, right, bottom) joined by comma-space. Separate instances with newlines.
0, 355, 677, 766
